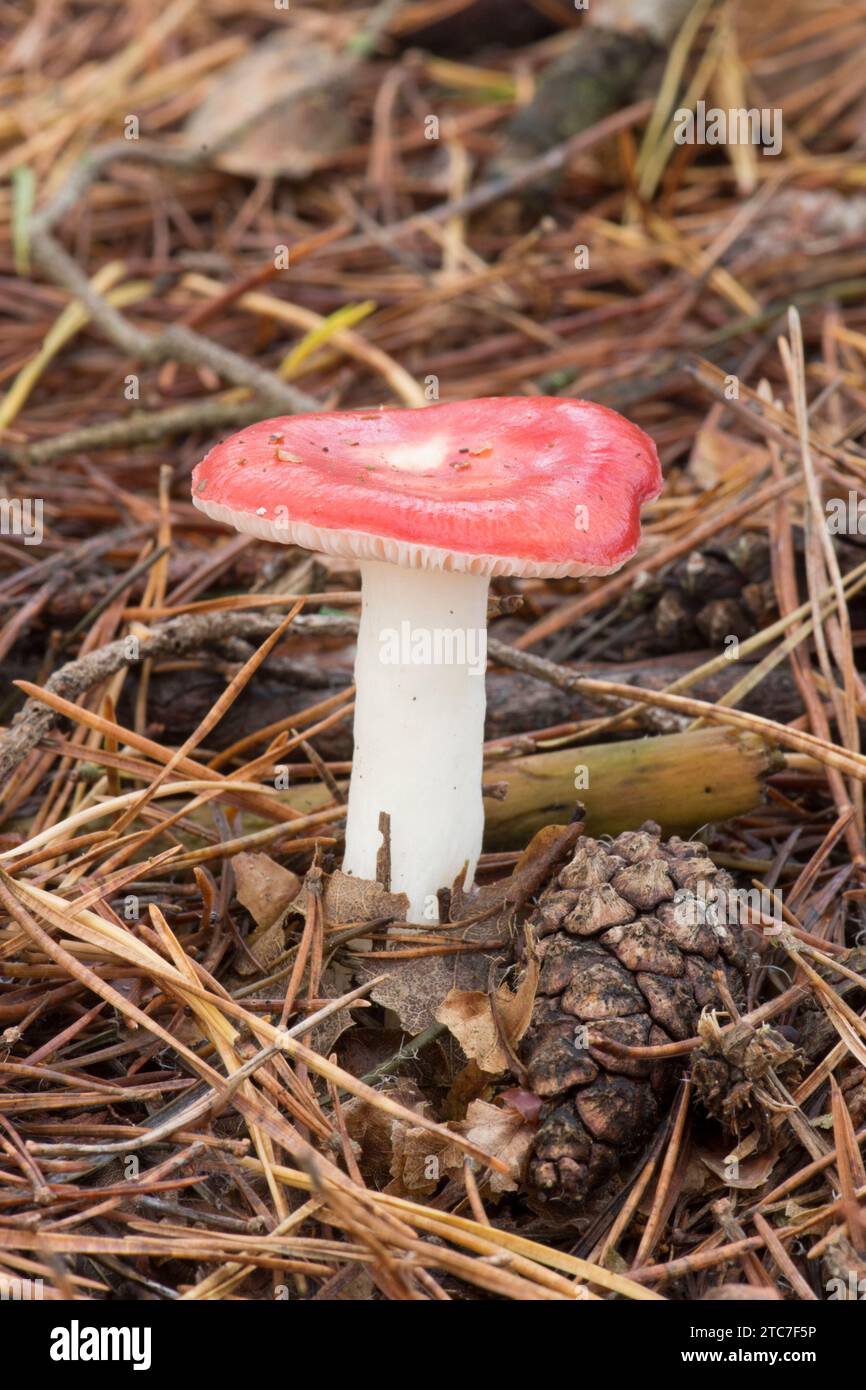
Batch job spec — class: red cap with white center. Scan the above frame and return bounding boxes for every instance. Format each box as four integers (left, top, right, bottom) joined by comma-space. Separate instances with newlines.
191, 396, 661, 578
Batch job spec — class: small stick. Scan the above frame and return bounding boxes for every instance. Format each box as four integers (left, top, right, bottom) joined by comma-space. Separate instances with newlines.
376, 811, 392, 891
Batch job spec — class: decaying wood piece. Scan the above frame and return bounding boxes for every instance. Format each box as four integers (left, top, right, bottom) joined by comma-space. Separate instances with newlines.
272, 726, 779, 849
136, 650, 801, 759
482, 726, 780, 846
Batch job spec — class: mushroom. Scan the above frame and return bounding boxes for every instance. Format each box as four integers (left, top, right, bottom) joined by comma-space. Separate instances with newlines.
191, 397, 661, 922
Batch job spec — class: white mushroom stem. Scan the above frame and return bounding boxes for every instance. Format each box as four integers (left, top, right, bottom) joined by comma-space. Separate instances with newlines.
342, 559, 489, 923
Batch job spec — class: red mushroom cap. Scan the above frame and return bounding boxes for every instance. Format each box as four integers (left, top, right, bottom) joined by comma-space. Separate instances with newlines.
191, 397, 661, 578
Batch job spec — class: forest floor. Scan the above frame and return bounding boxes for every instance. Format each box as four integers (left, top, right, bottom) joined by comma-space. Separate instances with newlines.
0, 0, 865, 1302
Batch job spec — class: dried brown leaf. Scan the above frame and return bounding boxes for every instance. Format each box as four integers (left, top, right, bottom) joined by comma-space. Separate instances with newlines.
361, 950, 490, 1035
436, 946, 539, 1075
447, 1099, 535, 1194
184, 33, 355, 179
320, 870, 409, 925
343, 1082, 444, 1193
450, 821, 583, 921
233, 851, 300, 930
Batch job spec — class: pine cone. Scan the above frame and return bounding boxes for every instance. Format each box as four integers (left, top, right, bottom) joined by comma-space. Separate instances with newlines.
623, 530, 866, 659
623, 536, 776, 656
517, 821, 756, 1205
690, 1012, 803, 1147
